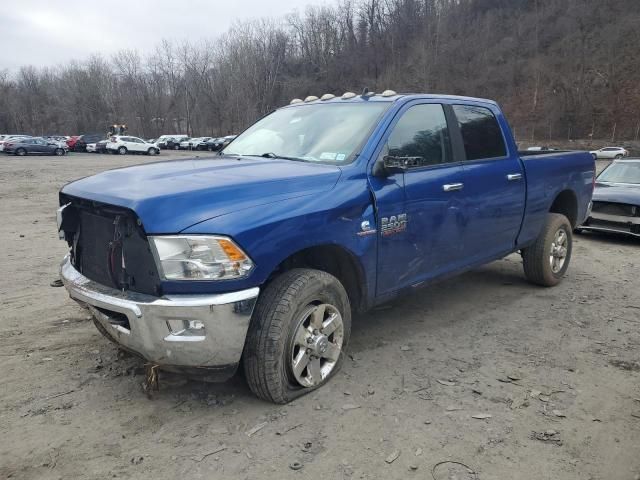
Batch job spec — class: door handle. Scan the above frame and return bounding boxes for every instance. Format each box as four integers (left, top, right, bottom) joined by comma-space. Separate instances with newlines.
507, 173, 523, 181
442, 183, 464, 192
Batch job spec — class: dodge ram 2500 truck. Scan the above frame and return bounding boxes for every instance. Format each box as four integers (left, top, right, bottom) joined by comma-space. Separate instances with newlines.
58, 91, 595, 403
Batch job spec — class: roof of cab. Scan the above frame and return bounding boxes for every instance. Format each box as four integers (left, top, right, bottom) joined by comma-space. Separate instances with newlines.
282, 92, 498, 108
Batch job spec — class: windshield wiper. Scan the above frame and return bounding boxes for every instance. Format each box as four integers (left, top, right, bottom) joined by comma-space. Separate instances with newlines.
243, 152, 310, 162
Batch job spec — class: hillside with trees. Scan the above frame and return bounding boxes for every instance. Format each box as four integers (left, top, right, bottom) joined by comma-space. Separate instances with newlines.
0, 0, 638, 143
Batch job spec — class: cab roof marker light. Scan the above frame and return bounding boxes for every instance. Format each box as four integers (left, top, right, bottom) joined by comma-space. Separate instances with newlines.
290, 98, 303, 105
342, 91, 356, 99
320, 93, 335, 101
304, 96, 319, 102
381, 90, 397, 97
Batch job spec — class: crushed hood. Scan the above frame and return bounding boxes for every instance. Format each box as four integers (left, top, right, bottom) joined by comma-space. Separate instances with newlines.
593, 182, 640, 205
62, 156, 341, 233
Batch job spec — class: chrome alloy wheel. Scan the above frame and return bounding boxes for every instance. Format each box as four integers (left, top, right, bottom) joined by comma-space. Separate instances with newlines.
290, 303, 344, 388
550, 228, 568, 273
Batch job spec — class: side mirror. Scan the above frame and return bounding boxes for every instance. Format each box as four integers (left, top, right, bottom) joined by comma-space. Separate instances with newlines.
374, 155, 425, 176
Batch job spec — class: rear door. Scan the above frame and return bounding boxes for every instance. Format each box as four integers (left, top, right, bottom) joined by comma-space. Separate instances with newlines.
452, 104, 525, 262
370, 101, 467, 295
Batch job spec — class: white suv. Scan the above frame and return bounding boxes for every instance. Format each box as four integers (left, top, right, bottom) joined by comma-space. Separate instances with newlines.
589, 146, 629, 160
107, 136, 160, 155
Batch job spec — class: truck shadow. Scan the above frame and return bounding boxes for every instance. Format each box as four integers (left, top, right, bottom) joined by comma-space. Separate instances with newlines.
148, 257, 531, 403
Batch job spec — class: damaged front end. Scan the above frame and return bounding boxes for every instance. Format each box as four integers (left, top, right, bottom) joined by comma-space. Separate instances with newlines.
56, 194, 260, 380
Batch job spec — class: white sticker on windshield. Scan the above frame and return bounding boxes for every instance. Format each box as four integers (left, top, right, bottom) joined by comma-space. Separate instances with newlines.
320, 152, 337, 160
336, 153, 346, 161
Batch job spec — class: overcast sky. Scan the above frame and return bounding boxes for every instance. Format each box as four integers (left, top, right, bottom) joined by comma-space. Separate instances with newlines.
1, 0, 334, 70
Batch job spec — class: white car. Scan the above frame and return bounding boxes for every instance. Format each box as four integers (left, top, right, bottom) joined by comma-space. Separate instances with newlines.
179, 137, 211, 149
589, 146, 629, 160
106, 136, 160, 155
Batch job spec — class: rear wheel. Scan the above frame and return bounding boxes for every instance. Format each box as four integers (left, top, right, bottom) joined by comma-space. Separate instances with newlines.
118, 146, 127, 155
173, 144, 179, 150
54, 148, 65, 156
243, 268, 351, 404
522, 213, 572, 287
15, 148, 26, 156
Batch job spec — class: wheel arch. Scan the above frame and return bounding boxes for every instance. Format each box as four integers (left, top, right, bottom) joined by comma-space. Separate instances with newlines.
270, 244, 368, 313
549, 189, 578, 228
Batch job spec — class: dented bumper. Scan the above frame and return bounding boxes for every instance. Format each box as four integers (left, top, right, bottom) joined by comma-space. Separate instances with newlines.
60, 255, 259, 378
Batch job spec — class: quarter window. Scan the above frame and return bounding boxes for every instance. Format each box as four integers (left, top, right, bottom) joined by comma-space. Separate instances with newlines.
385, 104, 451, 167
453, 105, 506, 160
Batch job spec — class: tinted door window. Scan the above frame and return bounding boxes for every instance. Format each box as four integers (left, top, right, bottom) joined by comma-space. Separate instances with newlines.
385, 104, 450, 167
453, 105, 506, 160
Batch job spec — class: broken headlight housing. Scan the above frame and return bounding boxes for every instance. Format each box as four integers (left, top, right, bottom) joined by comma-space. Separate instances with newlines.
149, 235, 254, 281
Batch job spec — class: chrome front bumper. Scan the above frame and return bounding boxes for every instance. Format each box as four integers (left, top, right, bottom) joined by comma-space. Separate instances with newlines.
60, 255, 259, 374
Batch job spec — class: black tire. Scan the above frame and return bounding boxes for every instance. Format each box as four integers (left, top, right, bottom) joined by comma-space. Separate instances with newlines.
118, 146, 127, 155
522, 213, 572, 287
54, 148, 65, 156
243, 268, 351, 404
614, 154, 623, 159
147, 147, 157, 155
173, 144, 179, 150
15, 148, 26, 156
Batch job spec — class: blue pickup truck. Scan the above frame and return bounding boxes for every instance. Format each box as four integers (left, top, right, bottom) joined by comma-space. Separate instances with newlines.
58, 91, 595, 403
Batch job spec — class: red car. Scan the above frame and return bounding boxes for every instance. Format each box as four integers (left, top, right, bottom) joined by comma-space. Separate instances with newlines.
66, 136, 81, 150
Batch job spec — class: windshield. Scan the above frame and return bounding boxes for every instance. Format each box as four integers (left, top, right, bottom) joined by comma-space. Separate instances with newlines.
598, 162, 640, 184
223, 102, 390, 164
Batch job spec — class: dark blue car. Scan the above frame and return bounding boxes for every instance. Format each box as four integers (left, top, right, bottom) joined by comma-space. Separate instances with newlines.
5, 137, 67, 156
580, 159, 640, 238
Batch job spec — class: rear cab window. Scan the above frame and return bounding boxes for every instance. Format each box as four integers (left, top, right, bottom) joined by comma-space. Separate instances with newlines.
452, 105, 507, 161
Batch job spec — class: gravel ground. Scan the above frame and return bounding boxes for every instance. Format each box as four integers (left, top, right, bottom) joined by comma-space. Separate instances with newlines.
0, 151, 639, 480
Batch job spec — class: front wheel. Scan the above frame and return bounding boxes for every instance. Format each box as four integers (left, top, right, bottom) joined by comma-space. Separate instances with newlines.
15, 148, 26, 156
243, 269, 351, 403
614, 154, 623, 159
522, 213, 572, 287
147, 147, 158, 155
54, 148, 65, 156
173, 144, 179, 150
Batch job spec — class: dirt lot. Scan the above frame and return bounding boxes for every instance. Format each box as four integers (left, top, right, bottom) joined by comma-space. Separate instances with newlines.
1, 151, 639, 480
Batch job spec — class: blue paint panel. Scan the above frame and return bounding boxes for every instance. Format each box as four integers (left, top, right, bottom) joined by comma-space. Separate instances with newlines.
60, 93, 595, 309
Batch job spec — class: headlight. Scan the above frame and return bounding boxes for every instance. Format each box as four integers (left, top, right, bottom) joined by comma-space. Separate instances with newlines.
149, 235, 254, 281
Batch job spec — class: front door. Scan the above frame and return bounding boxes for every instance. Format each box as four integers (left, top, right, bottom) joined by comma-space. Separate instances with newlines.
369, 102, 467, 296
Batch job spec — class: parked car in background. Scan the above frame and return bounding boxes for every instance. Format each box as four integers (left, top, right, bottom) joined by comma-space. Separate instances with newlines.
205, 135, 236, 151
0, 135, 31, 151
578, 159, 640, 237
204, 137, 223, 151
95, 140, 109, 153
66, 136, 81, 150
180, 137, 212, 150
4, 137, 67, 156
527, 146, 556, 152
192, 137, 214, 150
74, 134, 105, 152
165, 137, 187, 150
87, 140, 109, 154
589, 147, 629, 160
156, 135, 188, 149
106, 136, 160, 155
57, 92, 594, 403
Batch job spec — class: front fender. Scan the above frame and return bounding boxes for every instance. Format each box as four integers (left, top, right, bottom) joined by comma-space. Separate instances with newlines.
161, 177, 378, 305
